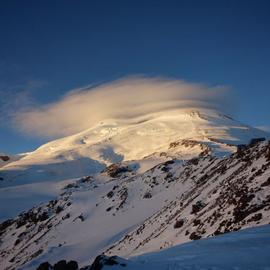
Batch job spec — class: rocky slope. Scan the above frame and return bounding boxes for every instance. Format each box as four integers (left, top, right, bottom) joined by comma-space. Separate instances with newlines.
106, 139, 270, 257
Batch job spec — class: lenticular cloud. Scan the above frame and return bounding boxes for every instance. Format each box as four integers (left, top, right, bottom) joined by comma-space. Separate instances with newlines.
13, 76, 228, 138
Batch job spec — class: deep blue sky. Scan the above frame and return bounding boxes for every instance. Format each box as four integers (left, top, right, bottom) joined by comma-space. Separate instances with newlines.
0, 0, 269, 154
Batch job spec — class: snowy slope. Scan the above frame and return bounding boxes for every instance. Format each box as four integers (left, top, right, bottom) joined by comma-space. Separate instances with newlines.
1, 140, 269, 270
90, 225, 270, 270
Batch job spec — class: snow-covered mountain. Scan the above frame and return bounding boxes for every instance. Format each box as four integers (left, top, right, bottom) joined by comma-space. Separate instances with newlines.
0, 108, 268, 220
0, 107, 269, 270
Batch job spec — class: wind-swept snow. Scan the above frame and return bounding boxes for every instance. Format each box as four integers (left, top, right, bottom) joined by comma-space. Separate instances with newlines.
100, 225, 270, 270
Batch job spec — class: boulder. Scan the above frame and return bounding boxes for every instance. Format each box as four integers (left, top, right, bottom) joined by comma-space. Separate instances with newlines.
37, 262, 52, 270
174, 219, 184, 228
54, 260, 67, 270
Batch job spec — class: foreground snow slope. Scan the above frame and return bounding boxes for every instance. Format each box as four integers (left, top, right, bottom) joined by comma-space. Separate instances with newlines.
1, 140, 269, 270
100, 225, 270, 270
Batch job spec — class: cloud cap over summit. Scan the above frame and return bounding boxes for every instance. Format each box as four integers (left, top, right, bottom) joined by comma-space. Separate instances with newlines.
13, 77, 229, 138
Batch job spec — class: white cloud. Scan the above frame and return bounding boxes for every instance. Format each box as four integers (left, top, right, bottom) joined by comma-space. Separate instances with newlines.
12, 76, 229, 138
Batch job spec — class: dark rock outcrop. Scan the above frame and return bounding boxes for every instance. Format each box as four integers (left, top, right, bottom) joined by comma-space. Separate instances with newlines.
0, 155, 10, 161
37, 262, 52, 270
37, 260, 78, 270
89, 255, 126, 270
104, 164, 130, 178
